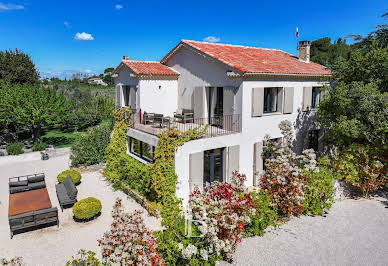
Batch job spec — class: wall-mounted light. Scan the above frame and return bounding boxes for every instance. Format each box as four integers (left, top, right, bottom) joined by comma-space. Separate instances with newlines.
158, 85, 162, 90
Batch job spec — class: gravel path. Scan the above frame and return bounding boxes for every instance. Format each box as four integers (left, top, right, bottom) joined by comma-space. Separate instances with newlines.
221, 197, 388, 266
0, 149, 162, 266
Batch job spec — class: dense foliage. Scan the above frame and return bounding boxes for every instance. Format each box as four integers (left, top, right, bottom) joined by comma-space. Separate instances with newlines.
32, 141, 47, 152
57, 169, 82, 184
98, 199, 164, 265
41, 131, 83, 147
66, 250, 102, 266
310, 37, 352, 69
70, 123, 112, 167
302, 157, 336, 215
334, 144, 387, 197
0, 83, 72, 140
0, 49, 39, 85
6, 142, 24, 155
72, 197, 102, 220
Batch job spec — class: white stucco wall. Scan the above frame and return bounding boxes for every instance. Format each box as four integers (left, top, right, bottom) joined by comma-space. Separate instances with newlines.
166, 46, 243, 114
138, 79, 178, 117
114, 65, 178, 116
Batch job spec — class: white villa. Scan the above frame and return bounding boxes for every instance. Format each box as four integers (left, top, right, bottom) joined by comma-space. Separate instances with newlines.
113, 40, 331, 203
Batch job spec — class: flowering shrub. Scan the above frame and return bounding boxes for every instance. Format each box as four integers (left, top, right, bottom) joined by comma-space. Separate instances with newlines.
180, 171, 255, 262
98, 199, 164, 265
261, 121, 318, 217
334, 144, 387, 197
1, 257, 24, 266
66, 249, 101, 266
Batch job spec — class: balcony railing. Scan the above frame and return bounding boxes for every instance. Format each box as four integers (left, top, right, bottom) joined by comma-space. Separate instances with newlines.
131, 111, 241, 138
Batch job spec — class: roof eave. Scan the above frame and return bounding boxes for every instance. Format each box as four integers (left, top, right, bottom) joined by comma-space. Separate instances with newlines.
229, 72, 332, 79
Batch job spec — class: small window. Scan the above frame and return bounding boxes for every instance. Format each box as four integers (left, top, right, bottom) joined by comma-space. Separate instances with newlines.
264, 87, 280, 113
123, 86, 130, 107
311, 87, 322, 109
129, 137, 155, 162
308, 130, 320, 151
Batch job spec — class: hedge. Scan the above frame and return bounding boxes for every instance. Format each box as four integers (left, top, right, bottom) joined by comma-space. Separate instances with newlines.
6, 142, 24, 155
42, 131, 83, 147
72, 197, 102, 220
57, 169, 82, 184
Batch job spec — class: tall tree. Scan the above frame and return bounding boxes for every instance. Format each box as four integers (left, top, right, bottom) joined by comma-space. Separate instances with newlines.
0, 49, 40, 85
0, 84, 72, 140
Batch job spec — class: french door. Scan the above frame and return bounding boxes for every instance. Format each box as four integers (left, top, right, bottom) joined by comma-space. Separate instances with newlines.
208, 87, 223, 127
203, 148, 224, 187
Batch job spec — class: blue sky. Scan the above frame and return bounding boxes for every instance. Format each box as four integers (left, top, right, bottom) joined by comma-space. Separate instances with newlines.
0, 0, 386, 79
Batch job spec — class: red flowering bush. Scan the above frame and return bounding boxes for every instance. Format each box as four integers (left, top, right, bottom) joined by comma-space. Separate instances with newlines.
182, 171, 256, 262
98, 199, 164, 266
261, 121, 317, 217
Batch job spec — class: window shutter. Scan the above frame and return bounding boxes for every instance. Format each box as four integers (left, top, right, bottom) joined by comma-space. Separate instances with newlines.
194, 86, 205, 119
253, 141, 263, 186
130, 87, 137, 109
227, 145, 240, 180
303, 86, 312, 111
189, 152, 204, 191
283, 87, 294, 114
277, 88, 284, 113
223, 87, 235, 131
115, 84, 122, 110
252, 87, 264, 117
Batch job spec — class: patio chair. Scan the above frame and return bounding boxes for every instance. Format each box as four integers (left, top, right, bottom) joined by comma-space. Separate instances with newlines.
174, 108, 194, 124
143, 111, 155, 125
152, 113, 164, 128
56, 176, 78, 211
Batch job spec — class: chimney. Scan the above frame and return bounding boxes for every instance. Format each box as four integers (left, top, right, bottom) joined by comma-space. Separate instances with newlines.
123, 55, 130, 60
298, 41, 311, 63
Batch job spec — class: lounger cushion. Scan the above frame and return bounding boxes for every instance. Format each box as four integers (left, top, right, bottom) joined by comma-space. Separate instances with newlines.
10, 186, 28, 194
28, 181, 46, 190
63, 176, 77, 200
28, 174, 45, 183
9, 180, 28, 187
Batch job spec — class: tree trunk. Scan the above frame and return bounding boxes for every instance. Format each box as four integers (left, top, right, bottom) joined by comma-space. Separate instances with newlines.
32, 125, 42, 142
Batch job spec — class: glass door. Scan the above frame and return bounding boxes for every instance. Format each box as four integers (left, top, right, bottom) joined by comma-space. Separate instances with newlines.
208, 87, 223, 128
203, 148, 224, 187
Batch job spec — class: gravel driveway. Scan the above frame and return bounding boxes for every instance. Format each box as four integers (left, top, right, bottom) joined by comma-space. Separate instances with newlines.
221, 196, 388, 266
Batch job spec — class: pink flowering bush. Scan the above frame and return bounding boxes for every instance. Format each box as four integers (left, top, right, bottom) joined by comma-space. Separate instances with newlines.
98, 199, 164, 266
261, 121, 318, 217
180, 171, 256, 262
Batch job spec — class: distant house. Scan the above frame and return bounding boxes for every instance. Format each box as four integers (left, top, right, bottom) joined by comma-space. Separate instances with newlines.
88, 78, 107, 86
113, 40, 331, 203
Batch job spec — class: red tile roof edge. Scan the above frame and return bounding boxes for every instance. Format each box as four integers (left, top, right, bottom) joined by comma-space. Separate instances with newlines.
122, 60, 179, 76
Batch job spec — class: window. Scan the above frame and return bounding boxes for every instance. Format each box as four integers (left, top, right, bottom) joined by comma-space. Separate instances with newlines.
264, 87, 280, 113
308, 130, 320, 151
129, 137, 155, 162
123, 86, 130, 107
311, 87, 322, 109
204, 148, 224, 187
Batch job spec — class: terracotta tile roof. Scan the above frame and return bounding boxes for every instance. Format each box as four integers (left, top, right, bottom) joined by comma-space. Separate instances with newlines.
123, 60, 179, 76
177, 40, 332, 76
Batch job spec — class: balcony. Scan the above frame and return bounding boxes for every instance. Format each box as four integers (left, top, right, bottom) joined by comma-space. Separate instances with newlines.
131, 112, 241, 138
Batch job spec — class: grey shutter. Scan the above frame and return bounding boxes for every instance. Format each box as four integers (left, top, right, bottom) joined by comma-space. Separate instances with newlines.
227, 145, 240, 180
189, 152, 204, 191
115, 84, 122, 110
283, 87, 294, 114
252, 87, 264, 117
130, 87, 137, 110
277, 88, 284, 113
223, 87, 235, 131
303, 86, 312, 111
193, 86, 205, 119
253, 141, 264, 186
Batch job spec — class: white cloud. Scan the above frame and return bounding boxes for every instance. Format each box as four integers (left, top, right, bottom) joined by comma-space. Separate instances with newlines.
84, 69, 92, 74
115, 4, 123, 10
203, 36, 221, 43
74, 32, 94, 41
64, 21, 70, 28
0, 2, 24, 10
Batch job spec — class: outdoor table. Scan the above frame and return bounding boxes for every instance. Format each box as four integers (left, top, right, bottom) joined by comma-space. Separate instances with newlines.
8, 188, 52, 216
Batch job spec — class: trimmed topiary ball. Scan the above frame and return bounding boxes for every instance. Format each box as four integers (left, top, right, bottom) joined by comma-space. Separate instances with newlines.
72, 197, 102, 220
57, 169, 82, 185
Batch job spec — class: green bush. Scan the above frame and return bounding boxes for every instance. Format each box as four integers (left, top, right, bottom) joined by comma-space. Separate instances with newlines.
32, 141, 47, 151
243, 190, 278, 237
6, 142, 24, 155
72, 197, 102, 220
57, 169, 82, 184
66, 249, 102, 266
42, 131, 83, 147
302, 157, 336, 216
70, 123, 112, 167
